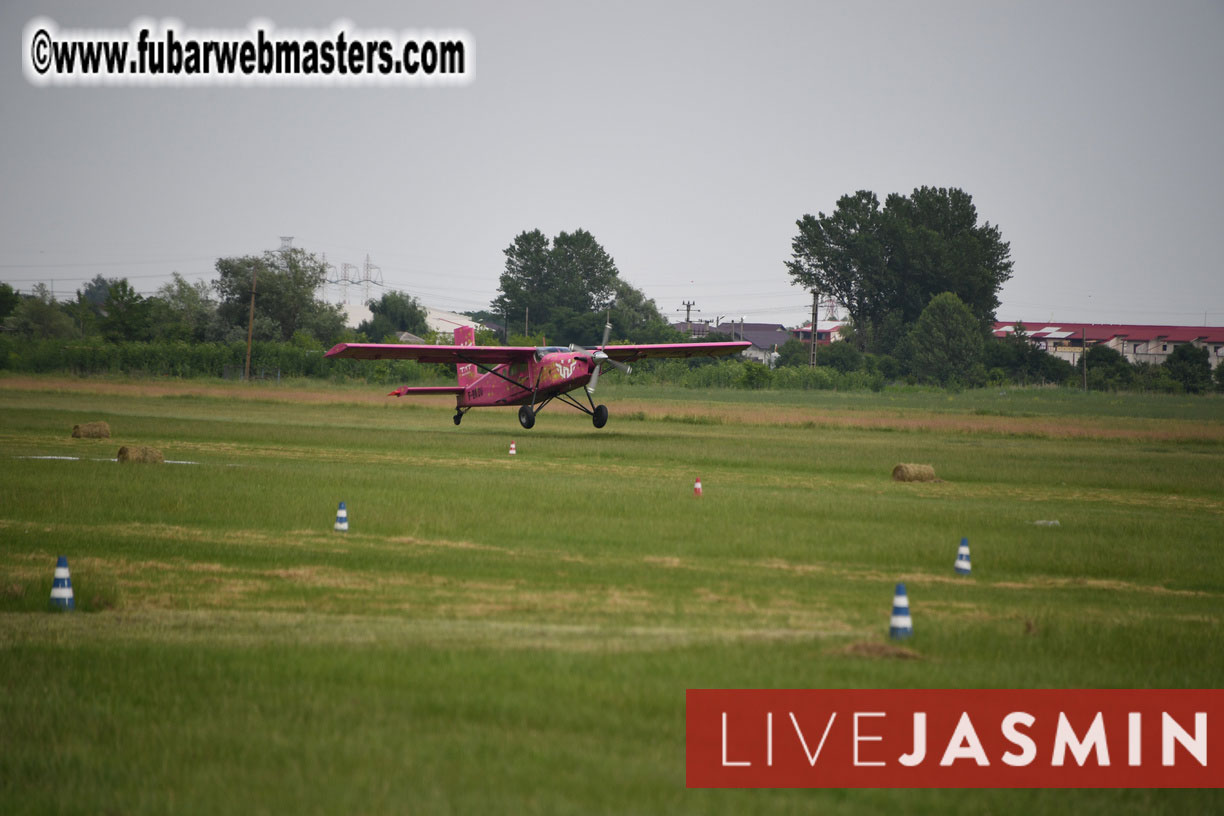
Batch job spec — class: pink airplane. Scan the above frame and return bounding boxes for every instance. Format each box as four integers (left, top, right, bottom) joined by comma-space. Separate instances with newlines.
325, 323, 749, 428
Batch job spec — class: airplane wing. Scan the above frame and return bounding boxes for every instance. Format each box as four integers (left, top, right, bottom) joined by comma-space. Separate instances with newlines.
600, 341, 751, 362
324, 343, 538, 364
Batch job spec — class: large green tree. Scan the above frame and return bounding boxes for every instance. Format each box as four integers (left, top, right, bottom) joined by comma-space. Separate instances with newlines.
3, 283, 75, 339
786, 190, 890, 343
101, 279, 152, 342
820, 340, 864, 373
148, 273, 218, 342
80, 274, 117, 314
1163, 343, 1212, 394
491, 229, 670, 346
358, 290, 429, 341
213, 248, 345, 344
1080, 345, 1136, 391
0, 283, 20, 322
787, 187, 1012, 353
907, 292, 983, 386
773, 338, 810, 368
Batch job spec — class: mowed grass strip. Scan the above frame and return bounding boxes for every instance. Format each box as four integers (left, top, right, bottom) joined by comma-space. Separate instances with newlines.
1, 377, 1222, 814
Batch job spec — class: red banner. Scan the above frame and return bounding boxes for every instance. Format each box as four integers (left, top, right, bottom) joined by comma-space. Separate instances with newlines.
686, 689, 1222, 788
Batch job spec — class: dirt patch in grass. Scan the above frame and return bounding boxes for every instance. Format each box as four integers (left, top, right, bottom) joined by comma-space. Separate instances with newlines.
642, 556, 690, 570
991, 576, 1212, 597
389, 535, 514, 555
753, 558, 829, 575
0, 609, 852, 652
834, 641, 922, 660
0, 375, 403, 406
694, 586, 756, 613
268, 566, 376, 590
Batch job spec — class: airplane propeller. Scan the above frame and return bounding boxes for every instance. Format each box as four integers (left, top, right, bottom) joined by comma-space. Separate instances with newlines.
571, 319, 631, 394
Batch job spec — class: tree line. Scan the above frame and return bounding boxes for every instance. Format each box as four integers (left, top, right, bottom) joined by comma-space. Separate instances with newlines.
3, 201, 1220, 392
0, 246, 445, 348
480, 227, 680, 347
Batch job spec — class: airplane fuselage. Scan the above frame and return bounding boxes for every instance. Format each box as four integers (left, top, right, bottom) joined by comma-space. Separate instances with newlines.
458, 348, 596, 408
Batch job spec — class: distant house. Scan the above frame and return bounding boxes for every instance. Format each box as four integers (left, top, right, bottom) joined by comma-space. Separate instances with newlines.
995, 321, 1224, 369
672, 318, 850, 365
791, 320, 846, 346
671, 320, 794, 365
673, 320, 711, 339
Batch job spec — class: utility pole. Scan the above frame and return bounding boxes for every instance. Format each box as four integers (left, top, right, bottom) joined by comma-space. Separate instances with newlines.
244, 261, 258, 382
680, 300, 698, 334
1082, 327, 1088, 392
809, 290, 819, 367
524, 306, 529, 338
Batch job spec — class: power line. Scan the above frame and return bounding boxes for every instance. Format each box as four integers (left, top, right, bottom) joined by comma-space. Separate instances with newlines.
0, 256, 216, 271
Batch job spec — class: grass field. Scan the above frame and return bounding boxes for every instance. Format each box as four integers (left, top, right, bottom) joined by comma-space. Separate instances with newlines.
1, 374, 1222, 814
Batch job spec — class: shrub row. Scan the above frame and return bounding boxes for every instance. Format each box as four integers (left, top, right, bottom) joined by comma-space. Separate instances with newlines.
0, 337, 447, 384
628, 359, 886, 391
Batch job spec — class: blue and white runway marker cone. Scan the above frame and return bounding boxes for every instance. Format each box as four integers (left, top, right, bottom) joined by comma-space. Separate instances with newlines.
955, 537, 972, 575
334, 501, 349, 532
889, 583, 912, 639
50, 556, 75, 610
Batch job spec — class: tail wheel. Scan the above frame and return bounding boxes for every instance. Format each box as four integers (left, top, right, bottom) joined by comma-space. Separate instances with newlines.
592, 404, 608, 429
518, 404, 536, 429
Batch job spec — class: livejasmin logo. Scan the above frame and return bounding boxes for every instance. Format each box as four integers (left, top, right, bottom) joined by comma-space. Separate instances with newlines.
686, 689, 1222, 788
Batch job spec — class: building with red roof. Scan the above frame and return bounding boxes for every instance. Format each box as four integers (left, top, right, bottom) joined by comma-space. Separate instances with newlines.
790, 320, 846, 346
994, 321, 1224, 369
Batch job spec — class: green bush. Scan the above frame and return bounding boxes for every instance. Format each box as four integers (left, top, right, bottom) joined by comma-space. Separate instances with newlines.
0, 338, 454, 384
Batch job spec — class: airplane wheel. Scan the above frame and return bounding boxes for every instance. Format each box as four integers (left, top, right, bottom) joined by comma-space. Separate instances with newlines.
592, 404, 608, 429
518, 404, 535, 429
453, 412, 463, 426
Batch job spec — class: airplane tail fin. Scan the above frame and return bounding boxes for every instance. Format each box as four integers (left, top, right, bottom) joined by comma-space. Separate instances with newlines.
454, 326, 478, 387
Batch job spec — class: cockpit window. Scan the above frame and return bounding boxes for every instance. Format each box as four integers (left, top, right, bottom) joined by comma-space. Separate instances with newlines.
534, 346, 569, 360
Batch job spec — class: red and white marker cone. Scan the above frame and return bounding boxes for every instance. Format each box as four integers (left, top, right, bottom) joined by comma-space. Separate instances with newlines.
509, 441, 517, 456
694, 477, 703, 497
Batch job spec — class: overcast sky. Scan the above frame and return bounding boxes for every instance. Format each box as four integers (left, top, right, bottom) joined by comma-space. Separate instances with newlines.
3, 0, 1222, 330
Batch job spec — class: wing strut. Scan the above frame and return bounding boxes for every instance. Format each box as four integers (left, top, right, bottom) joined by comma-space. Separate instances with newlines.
455, 353, 533, 398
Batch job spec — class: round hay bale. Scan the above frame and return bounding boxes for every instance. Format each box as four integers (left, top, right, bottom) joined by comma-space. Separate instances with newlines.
117, 445, 164, 464
892, 463, 937, 482
72, 421, 111, 439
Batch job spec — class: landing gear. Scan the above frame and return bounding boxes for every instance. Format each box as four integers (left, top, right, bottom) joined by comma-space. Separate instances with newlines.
592, 404, 608, 429
518, 404, 536, 429
453, 412, 463, 426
